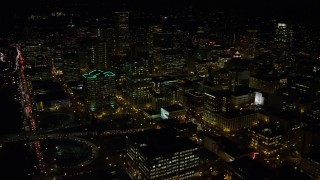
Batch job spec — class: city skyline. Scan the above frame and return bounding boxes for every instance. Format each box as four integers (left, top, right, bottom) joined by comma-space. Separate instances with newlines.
1, 1, 320, 179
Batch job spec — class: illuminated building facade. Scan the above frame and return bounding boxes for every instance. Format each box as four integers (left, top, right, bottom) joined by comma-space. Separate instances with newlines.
212, 111, 257, 132
208, 68, 229, 89
249, 74, 287, 94
275, 23, 293, 44
161, 48, 187, 76
125, 57, 152, 109
160, 104, 186, 122
250, 124, 284, 157
89, 39, 109, 70
160, 81, 183, 105
126, 128, 200, 180
230, 89, 255, 110
290, 76, 320, 97
22, 43, 42, 67
195, 60, 218, 77
239, 29, 259, 59
114, 11, 130, 56
203, 91, 231, 123
83, 70, 116, 112
185, 90, 204, 123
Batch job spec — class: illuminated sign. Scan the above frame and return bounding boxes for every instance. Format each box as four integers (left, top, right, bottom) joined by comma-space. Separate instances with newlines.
160, 108, 169, 119
278, 23, 287, 27
254, 92, 264, 105
252, 152, 259, 159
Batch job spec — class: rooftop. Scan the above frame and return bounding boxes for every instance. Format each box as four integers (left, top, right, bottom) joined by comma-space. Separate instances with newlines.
251, 124, 284, 138
162, 104, 185, 112
82, 70, 115, 79
127, 128, 199, 158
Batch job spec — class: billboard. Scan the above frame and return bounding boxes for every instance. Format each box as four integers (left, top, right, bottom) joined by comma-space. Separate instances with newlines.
160, 108, 169, 120
254, 92, 264, 106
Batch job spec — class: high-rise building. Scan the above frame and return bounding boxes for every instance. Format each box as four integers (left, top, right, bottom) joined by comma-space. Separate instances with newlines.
22, 43, 42, 67
82, 70, 116, 112
239, 29, 260, 59
114, 11, 130, 56
62, 52, 80, 82
125, 128, 200, 180
89, 39, 109, 71
186, 90, 204, 123
212, 111, 258, 132
125, 57, 152, 109
249, 74, 287, 94
203, 91, 231, 122
274, 22, 294, 66
275, 23, 293, 44
250, 124, 284, 157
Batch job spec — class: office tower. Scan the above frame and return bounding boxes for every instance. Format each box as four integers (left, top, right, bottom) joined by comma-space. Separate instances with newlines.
125, 57, 152, 109
240, 29, 260, 59
88, 39, 109, 71
212, 111, 257, 132
275, 23, 293, 45
22, 43, 42, 67
62, 52, 80, 83
230, 89, 255, 110
186, 90, 204, 123
250, 124, 284, 157
114, 11, 130, 56
204, 91, 231, 116
274, 22, 293, 66
249, 73, 287, 94
82, 70, 116, 112
160, 104, 186, 121
126, 128, 200, 179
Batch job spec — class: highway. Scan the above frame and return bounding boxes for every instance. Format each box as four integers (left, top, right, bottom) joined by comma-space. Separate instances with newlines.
16, 45, 48, 174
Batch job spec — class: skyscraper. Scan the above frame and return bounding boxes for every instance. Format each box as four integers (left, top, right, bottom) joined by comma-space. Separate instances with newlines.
186, 90, 204, 123
114, 11, 130, 56
89, 39, 109, 71
125, 57, 152, 109
82, 70, 116, 112
62, 52, 80, 83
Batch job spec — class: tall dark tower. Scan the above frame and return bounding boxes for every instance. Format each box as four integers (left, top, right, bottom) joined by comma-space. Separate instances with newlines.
114, 11, 130, 56
89, 39, 109, 71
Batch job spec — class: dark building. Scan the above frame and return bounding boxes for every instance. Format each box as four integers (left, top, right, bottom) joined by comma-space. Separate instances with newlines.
89, 39, 109, 70
31, 79, 70, 111
203, 91, 231, 122
249, 73, 287, 94
61, 52, 80, 82
114, 11, 130, 56
301, 154, 320, 179
185, 90, 204, 123
227, 156, 309, 180
204, 134, 254, 162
